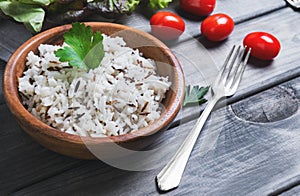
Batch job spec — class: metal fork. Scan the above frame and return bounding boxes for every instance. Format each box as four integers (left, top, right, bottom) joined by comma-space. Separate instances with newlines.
156, 45, 251, 191
286, 0, 300, 8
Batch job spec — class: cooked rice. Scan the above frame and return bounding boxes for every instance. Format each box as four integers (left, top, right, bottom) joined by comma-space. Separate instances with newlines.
18, 34, 171, 137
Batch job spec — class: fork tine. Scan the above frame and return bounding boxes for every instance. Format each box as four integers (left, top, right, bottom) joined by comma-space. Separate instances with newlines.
230, 47, 251, 90
216, 45, 236, 83
227, 46, 247, 87
223, 45, 241, 83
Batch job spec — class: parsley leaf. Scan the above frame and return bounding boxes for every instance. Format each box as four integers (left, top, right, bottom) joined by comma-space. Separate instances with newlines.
183, 85, 209, 107
55, 22, 104, 71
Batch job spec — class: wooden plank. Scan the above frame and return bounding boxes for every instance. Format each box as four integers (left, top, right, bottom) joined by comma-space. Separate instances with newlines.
0, 20, 32, 62
12, 76, 300, 195
268, 175, 300, 196
124, 0, 286, 37
0, 0, 286, 62
277, 184, 300, 196
170, 6, 300, 124
0, 104, 84, 194
0, 59, 5, 105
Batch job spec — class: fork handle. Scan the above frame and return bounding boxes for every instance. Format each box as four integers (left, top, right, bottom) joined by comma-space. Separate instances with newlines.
156, 96, 220, 191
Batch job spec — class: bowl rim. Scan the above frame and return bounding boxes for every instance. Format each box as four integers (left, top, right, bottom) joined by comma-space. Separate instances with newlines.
3, 22, 185, 145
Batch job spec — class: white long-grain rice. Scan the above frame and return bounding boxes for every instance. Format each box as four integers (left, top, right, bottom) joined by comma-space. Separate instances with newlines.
18, 34, 171, 137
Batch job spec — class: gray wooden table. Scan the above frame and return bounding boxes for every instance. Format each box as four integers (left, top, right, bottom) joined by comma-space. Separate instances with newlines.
1, 0, 300, 195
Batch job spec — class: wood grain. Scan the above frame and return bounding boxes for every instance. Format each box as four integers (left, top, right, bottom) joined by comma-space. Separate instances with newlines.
170, 7, 300, 125
0, 104, 82, 194
278, 184, 300, 196
0, 1, 299, 195
0, 0, 287, 62
231, 86, 298, 123
0, 59, 5, 105
11, 77, 300, 195
0, 20, 32, 62
121, 0, 287, 37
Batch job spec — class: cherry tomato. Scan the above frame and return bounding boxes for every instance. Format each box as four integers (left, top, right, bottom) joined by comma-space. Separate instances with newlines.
150, 12, 185, 41
180, 0, 216, 16
243, 32, 281, 60
201, 13, 234, 42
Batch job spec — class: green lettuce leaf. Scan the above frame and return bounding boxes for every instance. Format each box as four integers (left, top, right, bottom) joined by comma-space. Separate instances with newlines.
0, 1, 45, 32
0, 0, 173, 33
18, 0, 53, 6
149, 0, 173, 9
126, 0, 140, 12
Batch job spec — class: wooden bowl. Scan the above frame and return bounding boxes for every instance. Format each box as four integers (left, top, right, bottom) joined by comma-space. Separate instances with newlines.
3, 22, 185, 159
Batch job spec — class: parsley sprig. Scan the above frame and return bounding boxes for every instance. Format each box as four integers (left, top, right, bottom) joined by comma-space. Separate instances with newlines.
183, 85, 209, 107
55, 22, 104, 71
